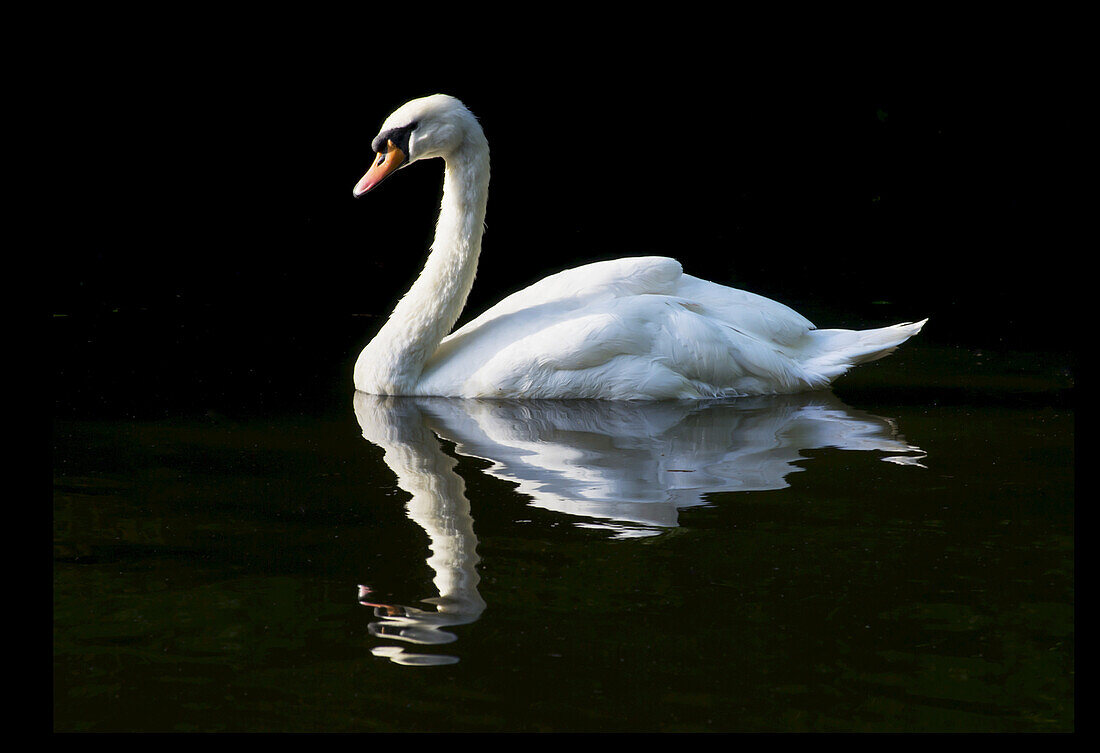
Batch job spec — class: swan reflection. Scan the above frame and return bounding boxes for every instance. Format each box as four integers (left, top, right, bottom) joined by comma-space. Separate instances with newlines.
353, 392, 924, 665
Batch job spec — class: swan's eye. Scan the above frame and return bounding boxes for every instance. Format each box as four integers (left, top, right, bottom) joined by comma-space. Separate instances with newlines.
400, 122, 418, 152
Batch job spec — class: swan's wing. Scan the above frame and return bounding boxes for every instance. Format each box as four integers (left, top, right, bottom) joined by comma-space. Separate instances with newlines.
417, 256, 823, 398
449, 257, 816, 350
672, 275, 816, 348
420, 295, 667, 398
429, 294, 810, 398
423, 256, 682, 371
462, 256, 683, 327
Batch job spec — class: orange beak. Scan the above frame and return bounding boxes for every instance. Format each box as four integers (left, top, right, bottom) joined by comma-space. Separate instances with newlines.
353, 139, 407, 197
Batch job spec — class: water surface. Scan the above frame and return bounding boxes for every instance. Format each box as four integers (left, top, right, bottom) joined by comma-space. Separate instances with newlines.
53, 320, 1074, 732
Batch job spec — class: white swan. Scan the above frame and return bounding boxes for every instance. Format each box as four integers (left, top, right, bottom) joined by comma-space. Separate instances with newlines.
352, 94, 925, 400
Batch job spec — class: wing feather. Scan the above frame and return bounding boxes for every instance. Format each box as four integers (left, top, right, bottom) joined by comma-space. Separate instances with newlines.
416, 257, 826, 398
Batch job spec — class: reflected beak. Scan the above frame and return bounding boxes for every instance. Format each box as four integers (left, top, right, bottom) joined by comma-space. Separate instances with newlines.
358, 586, 405, 617
353, 140, 406, 197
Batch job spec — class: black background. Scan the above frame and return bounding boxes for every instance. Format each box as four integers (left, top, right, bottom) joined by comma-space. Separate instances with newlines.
49, 25, 1076, 416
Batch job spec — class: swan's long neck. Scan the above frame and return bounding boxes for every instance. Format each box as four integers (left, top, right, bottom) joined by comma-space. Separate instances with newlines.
356, 136, 490, 395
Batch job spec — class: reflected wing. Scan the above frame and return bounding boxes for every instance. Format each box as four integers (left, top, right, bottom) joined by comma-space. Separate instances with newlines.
407, 393, 924, 537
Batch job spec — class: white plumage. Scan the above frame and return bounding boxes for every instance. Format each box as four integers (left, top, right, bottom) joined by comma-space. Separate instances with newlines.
353, 94, 925, 400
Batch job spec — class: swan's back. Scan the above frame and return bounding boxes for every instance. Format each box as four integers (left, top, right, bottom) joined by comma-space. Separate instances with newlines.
414, 256, 924, 400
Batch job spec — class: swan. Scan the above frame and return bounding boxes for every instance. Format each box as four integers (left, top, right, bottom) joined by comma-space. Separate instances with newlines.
352, 94, 926, 400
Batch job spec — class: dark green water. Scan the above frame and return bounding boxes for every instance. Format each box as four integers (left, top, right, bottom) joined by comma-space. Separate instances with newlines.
53, 318, 1073, 732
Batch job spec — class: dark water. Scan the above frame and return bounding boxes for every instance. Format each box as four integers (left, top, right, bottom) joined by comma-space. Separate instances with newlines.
53, 314, 1074, 732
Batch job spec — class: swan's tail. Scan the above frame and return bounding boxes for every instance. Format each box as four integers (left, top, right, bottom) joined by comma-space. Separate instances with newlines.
802, 318, 928, 385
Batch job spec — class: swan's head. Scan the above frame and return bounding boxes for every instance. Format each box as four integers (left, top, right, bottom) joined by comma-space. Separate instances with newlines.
353, 94, 483, 197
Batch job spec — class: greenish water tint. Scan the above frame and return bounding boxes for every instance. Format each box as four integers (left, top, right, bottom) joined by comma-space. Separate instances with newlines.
53, 341, 1073, 732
